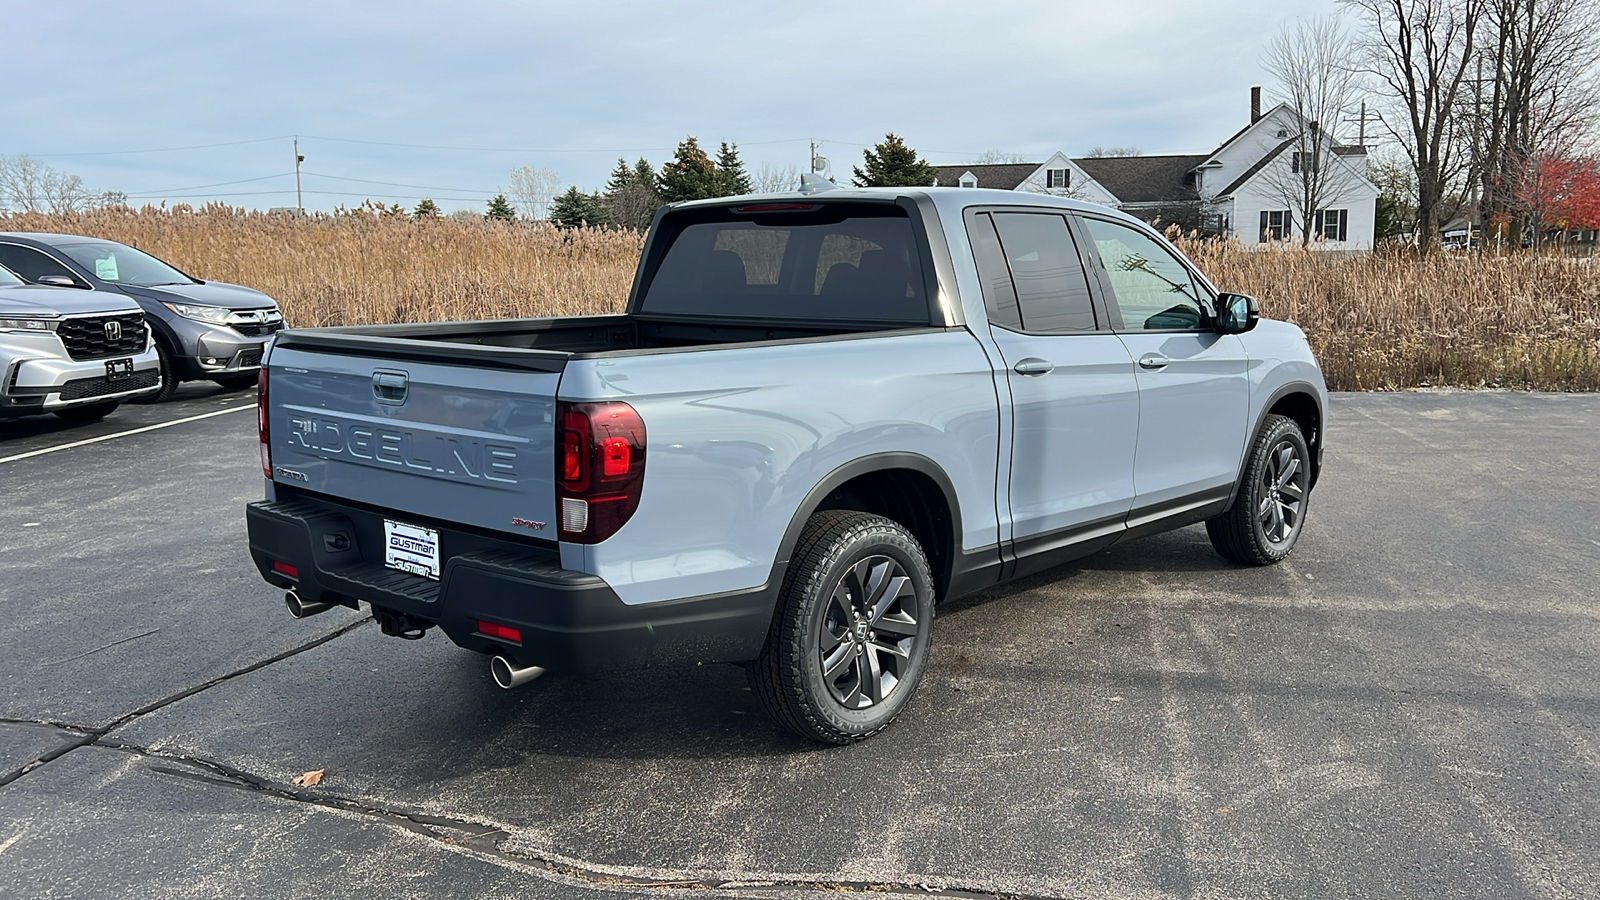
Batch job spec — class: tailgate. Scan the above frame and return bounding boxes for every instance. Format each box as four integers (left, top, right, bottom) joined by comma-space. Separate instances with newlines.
265, 343, 560, 541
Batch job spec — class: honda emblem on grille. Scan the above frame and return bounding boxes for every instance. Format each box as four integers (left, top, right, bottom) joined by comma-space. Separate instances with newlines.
104, 320, 122, 341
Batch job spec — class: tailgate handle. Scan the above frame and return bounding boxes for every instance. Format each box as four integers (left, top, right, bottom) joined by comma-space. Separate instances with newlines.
372, 370, 409, 404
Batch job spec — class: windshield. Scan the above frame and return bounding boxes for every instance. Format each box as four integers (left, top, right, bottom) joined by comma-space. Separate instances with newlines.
0, 265, 22, 287
56, 241, 197, 286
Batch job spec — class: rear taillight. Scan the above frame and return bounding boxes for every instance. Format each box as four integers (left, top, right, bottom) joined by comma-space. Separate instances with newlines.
556, 400, 645, 544
258, 366, 271, 478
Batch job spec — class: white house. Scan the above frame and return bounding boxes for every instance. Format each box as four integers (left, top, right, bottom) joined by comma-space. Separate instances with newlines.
932, 89, 1379, 250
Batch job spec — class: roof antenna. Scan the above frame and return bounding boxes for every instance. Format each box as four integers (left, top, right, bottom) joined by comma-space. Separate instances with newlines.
797, 173, 838, 195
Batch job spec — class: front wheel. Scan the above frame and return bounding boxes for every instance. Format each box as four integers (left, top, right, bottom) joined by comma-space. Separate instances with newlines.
748, 510, 935, 744
1207, 414, 1311, 565
133, 341, 178, 403
211, 373, 258, 391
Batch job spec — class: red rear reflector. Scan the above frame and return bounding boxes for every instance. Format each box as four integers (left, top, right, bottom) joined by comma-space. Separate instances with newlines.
733, 203, 820, 212
600, 437, 631, 477
272, 560, 299, 578
477, 620, 522, 643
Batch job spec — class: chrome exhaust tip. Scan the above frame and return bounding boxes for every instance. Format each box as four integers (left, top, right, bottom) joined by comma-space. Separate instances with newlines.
490, 655, 547, 690
285, 588, 335, 619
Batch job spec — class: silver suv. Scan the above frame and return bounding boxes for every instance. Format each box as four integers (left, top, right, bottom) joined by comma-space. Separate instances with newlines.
0, 264, 161, 422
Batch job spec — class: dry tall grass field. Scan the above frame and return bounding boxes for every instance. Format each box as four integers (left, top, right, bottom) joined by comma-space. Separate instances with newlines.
3, 205, 1597, 391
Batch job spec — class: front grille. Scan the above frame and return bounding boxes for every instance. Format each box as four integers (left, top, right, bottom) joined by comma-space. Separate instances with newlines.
236, 349, 263, 368
57, 314, 148, 360
232, 320, 283, 337
58, 369, 160, 401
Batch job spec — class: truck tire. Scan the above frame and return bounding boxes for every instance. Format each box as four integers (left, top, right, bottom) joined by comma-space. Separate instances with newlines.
1207, 414, 1311, 565
748, 510, 935, 744
211, 374, 258, 391
53, 401, 119, 422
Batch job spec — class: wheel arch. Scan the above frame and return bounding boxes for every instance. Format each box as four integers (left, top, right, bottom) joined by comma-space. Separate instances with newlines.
1230, 383, 1324, 510
775, 453, 963, 602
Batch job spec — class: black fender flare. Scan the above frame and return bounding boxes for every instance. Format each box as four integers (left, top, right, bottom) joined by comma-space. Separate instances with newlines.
771, 451, 965, 586
1226, 382, 1325, 510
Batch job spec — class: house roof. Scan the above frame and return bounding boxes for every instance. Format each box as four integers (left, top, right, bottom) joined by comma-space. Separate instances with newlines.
931, 162, 1041, 190
1214, 140, 1294, 197
1069, 154, 1208, 204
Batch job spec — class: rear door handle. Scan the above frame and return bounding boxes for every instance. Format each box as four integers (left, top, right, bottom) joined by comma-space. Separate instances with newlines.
1137, 354, 1170, 370
1012, 358, 1054, 376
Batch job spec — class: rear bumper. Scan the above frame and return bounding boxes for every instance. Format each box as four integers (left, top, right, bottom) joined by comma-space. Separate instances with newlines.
245, 496, 773, 672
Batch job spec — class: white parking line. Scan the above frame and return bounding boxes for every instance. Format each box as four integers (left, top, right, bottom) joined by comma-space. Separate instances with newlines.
0, 405, 255, 466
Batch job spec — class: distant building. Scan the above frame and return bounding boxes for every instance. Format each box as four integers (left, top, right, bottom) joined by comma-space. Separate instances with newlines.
932, 90, 1379, 250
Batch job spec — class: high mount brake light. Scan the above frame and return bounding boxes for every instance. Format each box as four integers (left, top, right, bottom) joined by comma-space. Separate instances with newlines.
557, 400, 646, 544
258, 367, 271, 478
732, 203, 821, 213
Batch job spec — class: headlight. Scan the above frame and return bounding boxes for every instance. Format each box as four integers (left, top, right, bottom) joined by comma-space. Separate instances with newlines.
0, 317, 58, 332
162, 302, 232, 325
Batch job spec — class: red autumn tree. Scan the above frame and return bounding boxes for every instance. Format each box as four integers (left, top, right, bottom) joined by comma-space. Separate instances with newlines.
1517, 155, 1600, 236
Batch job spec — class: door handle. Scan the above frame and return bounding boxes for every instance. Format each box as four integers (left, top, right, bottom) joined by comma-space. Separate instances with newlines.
1012, 358, 1054, 376
1137, 354, 1170, 370
372, 370, 409, 404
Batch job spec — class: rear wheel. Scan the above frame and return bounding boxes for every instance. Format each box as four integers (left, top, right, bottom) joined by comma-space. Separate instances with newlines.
211, 373, 257, 391
53, 401, 119, 422
748, 510, 935, 744
1206, 414, 1311, 565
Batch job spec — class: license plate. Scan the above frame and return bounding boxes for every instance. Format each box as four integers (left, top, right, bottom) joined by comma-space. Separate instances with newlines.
105, 358, 133, 380
384, 519, 440, 580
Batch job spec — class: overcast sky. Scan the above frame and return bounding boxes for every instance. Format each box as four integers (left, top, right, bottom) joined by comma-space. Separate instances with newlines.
7, 0, 1346, 213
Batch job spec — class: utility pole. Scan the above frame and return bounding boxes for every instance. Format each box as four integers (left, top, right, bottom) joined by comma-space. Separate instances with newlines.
809, 139, 827, 178
294, 136, 305, 213
1358, 101, 1366, 148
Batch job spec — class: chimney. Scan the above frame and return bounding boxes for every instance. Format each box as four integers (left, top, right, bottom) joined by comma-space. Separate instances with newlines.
1251, 86, 1262, 124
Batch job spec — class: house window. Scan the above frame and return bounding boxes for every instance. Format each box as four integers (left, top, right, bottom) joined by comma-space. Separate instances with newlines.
1046, 168, 1071, 189
1259, 210, 1292, 241
1317, 209, 1348, 242
959, 174, 977, 188
1291, 151, 1319, 174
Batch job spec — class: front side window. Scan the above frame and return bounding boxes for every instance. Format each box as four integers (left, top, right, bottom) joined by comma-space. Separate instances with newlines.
1081, 217, 1204, 332
56, 241, 196, 286
0, 244, 77, 283
1260, 210, 1291, 242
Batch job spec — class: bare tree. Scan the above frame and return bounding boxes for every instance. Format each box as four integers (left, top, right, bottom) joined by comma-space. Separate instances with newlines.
1343, 0, 1485, 254
506, 166, 561, 220
750, 162, 801, 193
1083, 146, 1143, 158
1472, 0, 1600, 247
1259, 16, 1369, 244
971, 150, 1029, 164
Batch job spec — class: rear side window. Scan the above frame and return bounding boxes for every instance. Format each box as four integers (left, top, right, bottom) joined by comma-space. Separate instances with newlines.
639, 204, 930, 323
989, 212, 1097, 333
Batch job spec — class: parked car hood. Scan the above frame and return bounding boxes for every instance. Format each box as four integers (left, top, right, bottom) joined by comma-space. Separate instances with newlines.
0, 284, 143, 318
119, 280, 277, 310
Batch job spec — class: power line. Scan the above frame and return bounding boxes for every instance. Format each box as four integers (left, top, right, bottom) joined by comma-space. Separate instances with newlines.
29, 136, 293, 158
125, 172, 297, 197
299, 171, 498, 194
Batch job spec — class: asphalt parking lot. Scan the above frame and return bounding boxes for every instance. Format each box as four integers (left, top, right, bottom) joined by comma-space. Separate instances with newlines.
1, 389, 1597, 899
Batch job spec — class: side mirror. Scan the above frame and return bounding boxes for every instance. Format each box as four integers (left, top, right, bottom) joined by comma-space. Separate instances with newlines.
36, 274, 88, 289
1213, 292, 1260, 334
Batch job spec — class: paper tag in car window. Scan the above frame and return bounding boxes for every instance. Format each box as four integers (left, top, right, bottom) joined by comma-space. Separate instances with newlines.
95, 256, 119, 280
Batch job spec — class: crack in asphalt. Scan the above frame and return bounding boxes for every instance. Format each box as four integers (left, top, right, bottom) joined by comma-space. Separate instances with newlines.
0, 616, 370, 788
92, 740, 1061, 900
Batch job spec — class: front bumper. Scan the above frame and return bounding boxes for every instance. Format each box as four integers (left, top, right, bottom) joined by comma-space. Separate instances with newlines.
1, 339, 162, 417
184, 327, 271, 377
245, 493, 773, 672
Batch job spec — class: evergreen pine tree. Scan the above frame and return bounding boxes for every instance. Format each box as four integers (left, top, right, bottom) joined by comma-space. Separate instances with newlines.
485, 194, 517, 221
657, 137, 721, 204
713, 142, 753, 196
605, 158, 636, 193
632, 158, 657, 194
851, 134, 937, 187
412, 197, 441, 219
548, 186, 609, 229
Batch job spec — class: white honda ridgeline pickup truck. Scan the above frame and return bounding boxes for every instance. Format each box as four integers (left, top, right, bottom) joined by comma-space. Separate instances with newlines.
247, 186, 1327, 743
